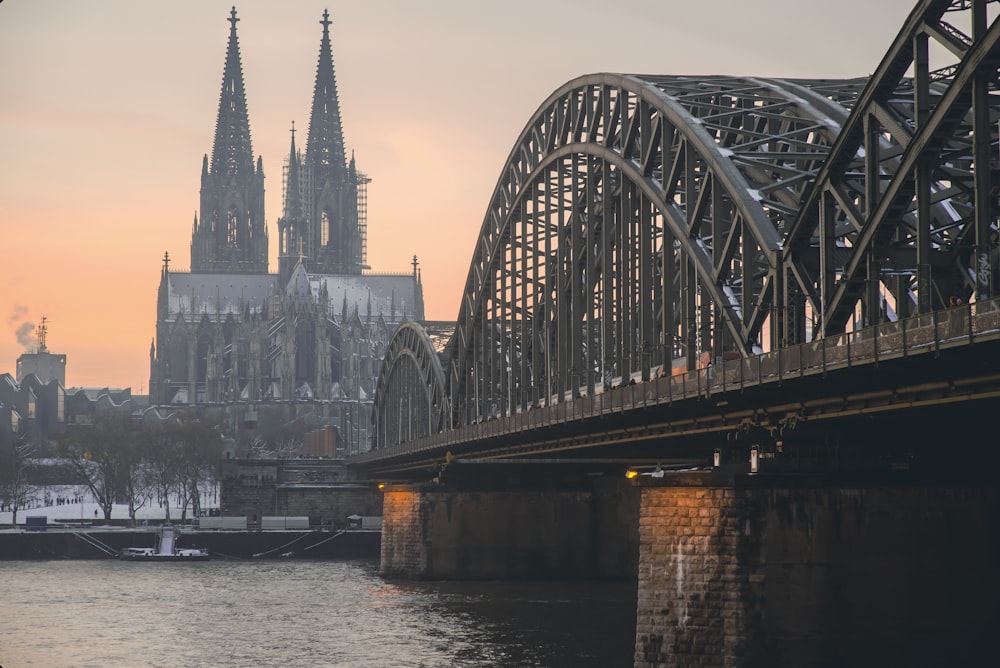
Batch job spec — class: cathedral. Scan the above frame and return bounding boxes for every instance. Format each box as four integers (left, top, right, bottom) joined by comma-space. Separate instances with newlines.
149, 8, 424, 454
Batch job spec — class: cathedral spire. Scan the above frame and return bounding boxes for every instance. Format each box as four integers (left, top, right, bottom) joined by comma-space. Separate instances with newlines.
306, 8, 347, 181
277, 122, 306, 282
211, 6, 255, 177
191, 6, 268, 274
300, 8, 361, 275
284, 122, 303, 221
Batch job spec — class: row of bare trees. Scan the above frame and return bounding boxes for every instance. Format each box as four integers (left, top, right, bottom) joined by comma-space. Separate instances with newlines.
1, 411, 222, 526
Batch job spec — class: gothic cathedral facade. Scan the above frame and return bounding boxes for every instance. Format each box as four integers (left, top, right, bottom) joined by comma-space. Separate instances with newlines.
149, 9, 424, 454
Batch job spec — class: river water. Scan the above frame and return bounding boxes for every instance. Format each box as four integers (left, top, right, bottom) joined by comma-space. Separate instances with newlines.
0, 560, 637, 667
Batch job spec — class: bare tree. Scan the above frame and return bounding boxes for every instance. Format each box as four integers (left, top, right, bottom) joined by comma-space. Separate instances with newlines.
143, 422, 182, 523
142, 414, 223, 522
273, 438, 304, 459
173, 418, 222, 521
61, 411, 136, 521
0, 438, 37, 525
120, 434, 153, 526
240, 435, 302, 460
243, 435, 274, 459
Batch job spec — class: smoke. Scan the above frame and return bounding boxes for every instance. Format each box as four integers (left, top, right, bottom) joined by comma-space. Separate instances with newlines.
9, 305, 35, 351
7, 304, 28, 326
16, 322, 36, 349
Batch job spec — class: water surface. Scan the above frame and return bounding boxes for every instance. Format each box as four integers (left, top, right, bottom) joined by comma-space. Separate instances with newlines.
0, 560, 637, 667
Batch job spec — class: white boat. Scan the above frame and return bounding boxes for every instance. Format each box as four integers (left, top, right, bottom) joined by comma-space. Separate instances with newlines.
120, 524, 209, 561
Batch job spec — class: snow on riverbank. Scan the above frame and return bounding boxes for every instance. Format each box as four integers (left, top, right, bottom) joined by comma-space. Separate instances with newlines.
0, 483, 218, 526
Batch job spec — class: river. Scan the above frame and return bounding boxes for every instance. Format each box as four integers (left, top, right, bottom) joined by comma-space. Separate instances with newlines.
0, 560, 637, 667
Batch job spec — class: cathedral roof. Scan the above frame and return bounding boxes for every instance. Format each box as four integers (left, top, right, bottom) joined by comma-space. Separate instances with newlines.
162, 271, 421, 325
311, 273, 420, 325
285, 261, 313, 303
164, 272, 277, 319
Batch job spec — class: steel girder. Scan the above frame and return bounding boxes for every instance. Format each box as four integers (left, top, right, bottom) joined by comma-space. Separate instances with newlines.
441, 73, 878, 428
784, 0, 1000, 335
372, 321, 448, 448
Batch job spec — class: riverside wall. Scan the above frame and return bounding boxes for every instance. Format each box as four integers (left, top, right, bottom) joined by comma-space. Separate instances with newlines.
220, 459, 383, 528
0, 528, 380, 560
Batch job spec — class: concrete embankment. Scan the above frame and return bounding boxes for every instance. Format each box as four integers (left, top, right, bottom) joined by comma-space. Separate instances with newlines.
0, 528, 380, 560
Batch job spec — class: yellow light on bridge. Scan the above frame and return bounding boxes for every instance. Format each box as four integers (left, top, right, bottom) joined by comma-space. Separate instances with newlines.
625, 469, 639, 479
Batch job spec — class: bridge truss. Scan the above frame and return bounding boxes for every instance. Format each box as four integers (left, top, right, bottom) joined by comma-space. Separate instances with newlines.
373, 0, 1000, 450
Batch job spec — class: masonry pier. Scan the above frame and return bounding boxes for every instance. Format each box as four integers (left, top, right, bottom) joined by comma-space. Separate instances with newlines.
377, 465, 996, 667
634, 473, 996, 668
379, 462, 640, 580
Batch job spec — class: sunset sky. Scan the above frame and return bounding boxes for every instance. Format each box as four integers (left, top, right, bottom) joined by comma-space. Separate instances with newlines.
1, 0, 917, 389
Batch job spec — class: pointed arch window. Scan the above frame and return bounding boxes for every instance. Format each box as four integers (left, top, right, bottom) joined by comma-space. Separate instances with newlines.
227, 208, 239, 247
280, 225, 289, 257
321, 209, 331, 247
197, 336, 213, 384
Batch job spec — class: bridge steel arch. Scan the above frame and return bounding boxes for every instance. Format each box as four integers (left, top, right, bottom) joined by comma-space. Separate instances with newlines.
442, 73, 870, 429
372, 0, 1000, 450
371, 321, 448, 449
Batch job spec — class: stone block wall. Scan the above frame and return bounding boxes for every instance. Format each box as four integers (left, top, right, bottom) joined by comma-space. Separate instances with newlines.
276, 486, 381, 526
381, 488, 426, 577
220, 461, 280, 523
634, 475, 996, 668
380, 479, 639, 580
220, 459, 381, 527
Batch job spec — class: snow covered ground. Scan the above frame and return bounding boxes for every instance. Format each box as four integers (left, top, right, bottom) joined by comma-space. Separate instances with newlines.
0, 483, 218, 526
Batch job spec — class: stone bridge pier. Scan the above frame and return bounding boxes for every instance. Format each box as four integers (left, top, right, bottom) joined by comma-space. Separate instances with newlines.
377, 463, 996, 667
634, 473, 996, 668
379, 463, 640, 580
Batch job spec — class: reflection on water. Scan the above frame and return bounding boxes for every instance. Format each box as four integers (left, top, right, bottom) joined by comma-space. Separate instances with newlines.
0, 560, 636, 667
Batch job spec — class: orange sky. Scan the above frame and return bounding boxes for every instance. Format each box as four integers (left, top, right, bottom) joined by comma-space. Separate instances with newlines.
0, 0, 917, 389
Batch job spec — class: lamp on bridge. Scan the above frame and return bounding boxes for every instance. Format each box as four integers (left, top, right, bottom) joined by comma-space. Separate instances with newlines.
750, 445, 759, 474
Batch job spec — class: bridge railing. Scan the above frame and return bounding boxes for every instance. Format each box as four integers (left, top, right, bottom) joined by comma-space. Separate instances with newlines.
361, 297, 1000, 460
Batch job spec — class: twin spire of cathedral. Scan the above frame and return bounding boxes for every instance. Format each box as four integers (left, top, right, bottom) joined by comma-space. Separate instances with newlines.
192, 6, 361, 280
306, 9, 347, 183
210, 6, 255, 178
279, 6, 362, 279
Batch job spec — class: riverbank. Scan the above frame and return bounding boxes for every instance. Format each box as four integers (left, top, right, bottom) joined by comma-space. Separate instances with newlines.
0, 483, 217, 526
0, 527, 380, 560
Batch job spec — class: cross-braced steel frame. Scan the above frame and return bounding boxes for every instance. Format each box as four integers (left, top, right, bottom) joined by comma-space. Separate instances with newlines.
373, 0, 1000, 449
784, 0, 1000, 337
372, 322, 448, 448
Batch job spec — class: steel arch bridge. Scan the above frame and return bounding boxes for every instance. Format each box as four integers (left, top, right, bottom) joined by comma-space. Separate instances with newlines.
373, 0, 1000, 451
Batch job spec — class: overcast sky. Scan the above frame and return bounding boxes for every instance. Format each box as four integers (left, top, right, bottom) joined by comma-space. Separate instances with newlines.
0, 0, 919, 388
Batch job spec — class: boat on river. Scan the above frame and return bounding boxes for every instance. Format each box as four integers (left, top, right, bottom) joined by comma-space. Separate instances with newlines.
119, 524, 209, 561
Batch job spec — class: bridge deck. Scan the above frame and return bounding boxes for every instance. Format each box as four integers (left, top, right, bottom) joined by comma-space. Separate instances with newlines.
355, 299, 1000, 476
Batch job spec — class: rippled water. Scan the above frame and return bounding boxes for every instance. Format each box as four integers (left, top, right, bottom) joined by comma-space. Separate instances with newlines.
0, 560, 637, 667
